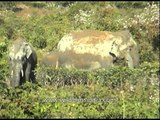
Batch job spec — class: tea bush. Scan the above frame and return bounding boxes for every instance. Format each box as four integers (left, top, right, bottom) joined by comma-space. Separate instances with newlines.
0, 1, 159, 118
0, 61, 159, 118
112, 1, 149, 8
0, 2, 16, 10
36, 61, 159, 88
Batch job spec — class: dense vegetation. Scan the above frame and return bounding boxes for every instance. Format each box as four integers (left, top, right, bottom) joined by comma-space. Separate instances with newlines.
0, 1, 159, 118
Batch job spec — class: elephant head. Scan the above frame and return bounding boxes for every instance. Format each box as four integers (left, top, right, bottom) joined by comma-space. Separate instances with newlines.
109, 30, 139, 68
8, 37, 37, 87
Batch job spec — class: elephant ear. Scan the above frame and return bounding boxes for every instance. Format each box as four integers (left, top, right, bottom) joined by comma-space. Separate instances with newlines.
8, 45, 15, 59
24, 43, 32, 58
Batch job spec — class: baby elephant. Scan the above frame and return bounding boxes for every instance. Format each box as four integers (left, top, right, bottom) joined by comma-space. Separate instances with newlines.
41, 50, 115, 71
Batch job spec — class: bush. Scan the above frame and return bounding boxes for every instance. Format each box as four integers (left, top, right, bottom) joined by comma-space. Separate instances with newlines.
36, 62, 159, 88
0, 1, 159, 118
1, 61, 159, 118
0, 2, 16, 10
113, 1, 149, 8
0, 36, 9, 83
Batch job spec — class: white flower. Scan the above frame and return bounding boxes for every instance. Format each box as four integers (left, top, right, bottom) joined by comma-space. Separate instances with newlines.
130, 85, 135, 92
120, 90, 124, 94
149, 95, 153, 100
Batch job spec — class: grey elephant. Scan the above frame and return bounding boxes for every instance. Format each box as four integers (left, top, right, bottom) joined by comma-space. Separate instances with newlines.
57, 29, 139, 68
8, 37, 37, 87
41, 50, 115, 71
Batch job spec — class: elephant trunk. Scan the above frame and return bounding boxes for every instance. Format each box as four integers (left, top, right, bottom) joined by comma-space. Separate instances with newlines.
10, 64, 23, 87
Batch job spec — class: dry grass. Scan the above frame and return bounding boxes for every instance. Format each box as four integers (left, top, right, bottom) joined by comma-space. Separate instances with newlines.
15, 3, 54, 19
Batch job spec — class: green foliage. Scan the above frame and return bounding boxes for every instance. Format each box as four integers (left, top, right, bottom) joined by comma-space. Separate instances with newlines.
36, 66, 90, 87
112, 1, 149, 8
24, 2, 47, 8
54, 1, 75, 7
92, 6, 124, 31
0, 62, 159, 118
0, 36, 9, 83
36, 62, 159, 88
0, 2, 16, 10
0, 1, 159, 118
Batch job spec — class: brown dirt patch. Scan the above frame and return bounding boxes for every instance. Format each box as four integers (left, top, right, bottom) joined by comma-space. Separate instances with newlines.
15, 3, 53, 19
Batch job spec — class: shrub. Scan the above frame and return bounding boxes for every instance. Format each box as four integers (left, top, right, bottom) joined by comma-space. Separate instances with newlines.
36, 61, 159, 89
0, 2, 159, 118
0, 2, 16, 10
1, 61, 159, 118
112, 1, 149, 8
0, 36, 10, 83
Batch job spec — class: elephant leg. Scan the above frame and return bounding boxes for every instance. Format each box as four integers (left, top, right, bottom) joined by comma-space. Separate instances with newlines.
131, 48, 139, 67
126, 53, 134, 68
30, 66, 36, 83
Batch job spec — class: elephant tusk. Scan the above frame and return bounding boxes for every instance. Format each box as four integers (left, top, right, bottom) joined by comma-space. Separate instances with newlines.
21, 69, 24, 77
11, 70, 13, 76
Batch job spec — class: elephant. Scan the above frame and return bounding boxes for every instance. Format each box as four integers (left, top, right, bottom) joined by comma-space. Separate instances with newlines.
41, 50, 115, 71
109, 30, 139, 68
8, 37, 37, 87
57, 29, 139, 68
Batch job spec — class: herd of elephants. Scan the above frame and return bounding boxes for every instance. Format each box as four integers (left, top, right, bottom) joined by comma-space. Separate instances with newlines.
8, 29, 139, 87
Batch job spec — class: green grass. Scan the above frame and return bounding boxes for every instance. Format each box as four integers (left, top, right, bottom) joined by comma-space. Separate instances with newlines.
0, 1, 159, 118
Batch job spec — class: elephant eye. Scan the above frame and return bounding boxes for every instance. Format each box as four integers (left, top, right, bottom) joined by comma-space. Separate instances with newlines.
114, 42, 118, 46
22, 56, 27, 61
112, 41, 118, 47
